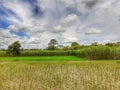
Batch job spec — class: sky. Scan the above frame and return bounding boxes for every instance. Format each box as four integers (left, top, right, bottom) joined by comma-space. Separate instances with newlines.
0, 0, 120, 49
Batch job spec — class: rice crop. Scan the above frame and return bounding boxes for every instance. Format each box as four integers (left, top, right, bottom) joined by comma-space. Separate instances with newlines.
0, 61, 119, 90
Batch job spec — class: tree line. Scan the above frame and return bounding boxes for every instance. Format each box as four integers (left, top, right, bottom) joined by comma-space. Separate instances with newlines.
2, 39, 120, 60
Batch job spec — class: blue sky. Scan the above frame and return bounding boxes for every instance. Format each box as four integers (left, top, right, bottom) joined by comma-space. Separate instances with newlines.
0, 0, 120, 49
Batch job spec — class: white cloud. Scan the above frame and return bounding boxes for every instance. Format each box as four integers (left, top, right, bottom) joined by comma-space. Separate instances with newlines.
85, 28, 102, 35
60, 14, 79, 26
0, 0, 120, 49
0, 28, 22, 48
2, 0, 32, 22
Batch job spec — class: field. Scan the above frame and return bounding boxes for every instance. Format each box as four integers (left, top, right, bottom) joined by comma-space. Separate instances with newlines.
0, 60, 120, 90
0, 56, 83, 61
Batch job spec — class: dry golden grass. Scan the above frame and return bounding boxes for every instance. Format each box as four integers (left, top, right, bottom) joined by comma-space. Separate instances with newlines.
0, 61, 120, 90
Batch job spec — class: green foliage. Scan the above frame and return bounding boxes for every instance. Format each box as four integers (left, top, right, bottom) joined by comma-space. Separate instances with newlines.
47, 39, 58, 50
105, 42, 115, 46
0, 40, 120, 60
6, 41, 21, 56
75, 46, 120, 60
21, 50, 74, 56
70, 45, 81, 50
0, 51, 6, 56
70, 42, 80, 50
91, 42, 99, 46
61, 46, 70, 50
71, 42, 79, 47
1, 45, 120, 60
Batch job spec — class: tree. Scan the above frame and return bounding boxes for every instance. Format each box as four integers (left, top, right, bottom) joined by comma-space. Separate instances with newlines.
91, 42, 98, 46
71, 42, 79, 47
6, 41, 21, 55
105, 42, 114, 47
70, 42, 80, 50
47, 39, 58, 50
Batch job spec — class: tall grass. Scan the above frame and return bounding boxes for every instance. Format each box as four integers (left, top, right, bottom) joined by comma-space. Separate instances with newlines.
0, 61, 119, 90
0, 51, 6, 56
20, 50, 74, 56
75, 46, 120, 60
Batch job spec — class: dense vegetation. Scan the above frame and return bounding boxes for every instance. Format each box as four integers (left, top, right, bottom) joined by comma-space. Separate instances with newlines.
0, 40, 120, 60
75, 46, 120, 60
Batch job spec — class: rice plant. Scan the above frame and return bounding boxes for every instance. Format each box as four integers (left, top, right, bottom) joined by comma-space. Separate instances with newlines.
0, 61, 119, 90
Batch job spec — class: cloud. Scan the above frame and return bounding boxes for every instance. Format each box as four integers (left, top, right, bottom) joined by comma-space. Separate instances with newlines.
0, 28, 23, 48
0, 0, 120, 49
85, 28, 102, 35
83, 0, 99, 8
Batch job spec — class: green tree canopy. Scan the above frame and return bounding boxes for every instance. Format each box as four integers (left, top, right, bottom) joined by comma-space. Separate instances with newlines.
47, 39, 58, 50
7, 41, 21, 56
70, 42, 80, 50
91, 42, 98, 46
71, 42, 79, 47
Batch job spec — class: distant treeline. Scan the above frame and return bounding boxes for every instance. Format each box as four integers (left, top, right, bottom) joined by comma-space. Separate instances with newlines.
18, 46, 120, 60
0, 40, 120, 60
0, 46, 120, 60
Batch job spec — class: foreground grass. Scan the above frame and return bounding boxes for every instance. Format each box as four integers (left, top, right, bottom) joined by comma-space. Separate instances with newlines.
0, 61, 120, 90
0, 56, 83, 61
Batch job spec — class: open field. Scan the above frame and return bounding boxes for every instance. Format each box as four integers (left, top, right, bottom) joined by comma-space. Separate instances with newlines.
0, 61, 119, 90
0, 56, 83, 61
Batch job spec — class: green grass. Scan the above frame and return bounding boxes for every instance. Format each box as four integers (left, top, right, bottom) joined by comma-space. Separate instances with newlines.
0, 56, 84, 61
0, 61, 119, 90
0, 51, 6, 56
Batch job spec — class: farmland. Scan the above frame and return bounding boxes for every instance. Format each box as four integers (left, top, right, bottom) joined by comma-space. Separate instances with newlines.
0, 56, 83, 61
0, 61, 119, 90
0, 41, 120, 90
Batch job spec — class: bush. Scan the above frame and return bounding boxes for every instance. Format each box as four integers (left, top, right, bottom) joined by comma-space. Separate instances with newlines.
20, 50, 74, 56
75, 46, 120, 60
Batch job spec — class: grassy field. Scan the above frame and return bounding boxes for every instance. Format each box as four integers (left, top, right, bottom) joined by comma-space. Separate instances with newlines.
0, 61, 119, 90
0, 56, 83, 61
